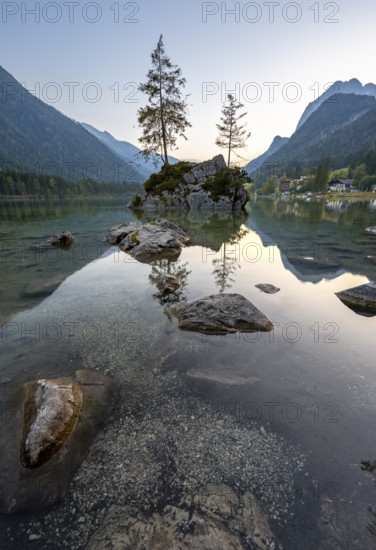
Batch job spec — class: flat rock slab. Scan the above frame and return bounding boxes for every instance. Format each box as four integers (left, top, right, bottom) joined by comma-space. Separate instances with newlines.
86, 484, 274, 550
0, 369, 119, 513
187, 369, 261, 397
255, 283, 280, 294
105, 218, 189, 263
22, 276, 64, 298
336, 282, 376, 316
167, 293, 273, 334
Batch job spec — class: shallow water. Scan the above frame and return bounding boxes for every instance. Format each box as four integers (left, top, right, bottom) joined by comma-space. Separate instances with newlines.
1, 197, 376, 549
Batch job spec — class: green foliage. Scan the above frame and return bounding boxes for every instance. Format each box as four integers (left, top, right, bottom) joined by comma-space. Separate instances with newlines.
258, 176, 277, 195
0, 169, 139, 197
203, 168, 251, 199
216, 95, 251, 167
138, 35, 191, 165
359, 175, 376, 191
314, 155, 331, 192
329, 167, 349, 180
143, 161, 194, 195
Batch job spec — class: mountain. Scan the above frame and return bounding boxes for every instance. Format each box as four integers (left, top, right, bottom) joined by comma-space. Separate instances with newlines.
82, 123, 179, 181
0, 65, 143, 182
244, 135, 289, 175
254, 93, 376, 182
296, 78, 376, 130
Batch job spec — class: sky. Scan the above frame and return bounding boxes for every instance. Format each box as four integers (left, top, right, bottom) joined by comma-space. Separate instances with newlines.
1, 0, 376, 165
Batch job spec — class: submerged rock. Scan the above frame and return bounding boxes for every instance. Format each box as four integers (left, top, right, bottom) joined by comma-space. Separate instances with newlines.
167, 293, 274, 334
22, 276, 64, 298
336, 282, 376, 316
105, 218, 189, 262
47, 231, 75, 249
255, 284, 280, 294
187, 369, 261, 398
86, 483, 275, 550
0, 370, 119, 513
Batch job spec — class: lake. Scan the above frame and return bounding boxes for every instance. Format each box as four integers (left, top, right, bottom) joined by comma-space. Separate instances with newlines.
1, 197, 376, 549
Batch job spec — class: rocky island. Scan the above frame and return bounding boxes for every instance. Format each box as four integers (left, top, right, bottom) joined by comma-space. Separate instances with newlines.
129, 155, 250, 211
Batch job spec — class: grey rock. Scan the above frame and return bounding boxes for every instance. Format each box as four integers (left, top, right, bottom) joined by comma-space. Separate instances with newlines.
183, 172, 196, 184
156, 275, 182, 295
22, 276, 64, 298
105, 219, 189, 263
167, 293, 274, 334
187, 369, 261, 397
0, 370, 119, 513
255, 284, 280, 294
47, 231, 75, 249
85, 483, 275, 550
336, 281, 376, 316
129, 155, 249, 211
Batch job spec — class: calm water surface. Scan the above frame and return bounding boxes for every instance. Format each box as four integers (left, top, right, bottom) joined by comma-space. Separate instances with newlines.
1, 197, 376, 549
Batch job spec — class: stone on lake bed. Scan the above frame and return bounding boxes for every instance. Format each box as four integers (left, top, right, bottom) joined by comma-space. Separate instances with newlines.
167, 293, 274, 334
105, 218, 189, 263
22, 276, 64, 298
0, 370, 119, 513
255, 283, 280, 294
187, 369, 261, 397
336, 281, 376, 316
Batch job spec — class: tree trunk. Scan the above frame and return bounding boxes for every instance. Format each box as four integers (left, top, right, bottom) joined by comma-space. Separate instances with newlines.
158, 52, 169, 166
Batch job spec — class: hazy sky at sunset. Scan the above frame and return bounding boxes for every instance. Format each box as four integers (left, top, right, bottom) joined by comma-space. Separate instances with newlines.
1, 0, 375, 163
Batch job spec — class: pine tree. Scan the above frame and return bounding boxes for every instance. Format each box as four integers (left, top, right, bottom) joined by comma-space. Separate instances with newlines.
216, 94, 251, 167
137, 35, 191, 166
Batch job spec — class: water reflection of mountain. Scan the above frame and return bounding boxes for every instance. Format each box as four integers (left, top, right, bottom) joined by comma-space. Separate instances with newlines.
247, 198, 376, 283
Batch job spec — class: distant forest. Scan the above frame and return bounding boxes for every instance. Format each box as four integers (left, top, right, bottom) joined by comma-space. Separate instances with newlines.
0, 169, 140, 197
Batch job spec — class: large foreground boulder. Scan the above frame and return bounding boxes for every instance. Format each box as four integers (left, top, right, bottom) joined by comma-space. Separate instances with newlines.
336, 281, 376, 316
105, 219, 189, 262
167, 293, 274, 334
0, 370, 119, 513
86, 483, 275, 550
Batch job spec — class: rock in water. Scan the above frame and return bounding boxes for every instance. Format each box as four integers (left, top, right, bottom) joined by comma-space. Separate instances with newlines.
255, 283, 280, 294
21, 380, 82, 468
0, 370, 119, 513
186, 369, 261, 398
156, 275, 182, 295
336, 281, 376, 316
167, 293, 274, 334
86, 483, 275, 550
22, 276, 64, 298
129, 155, 249, 211
105, 218, 189, 263
47, 231, 75, 249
